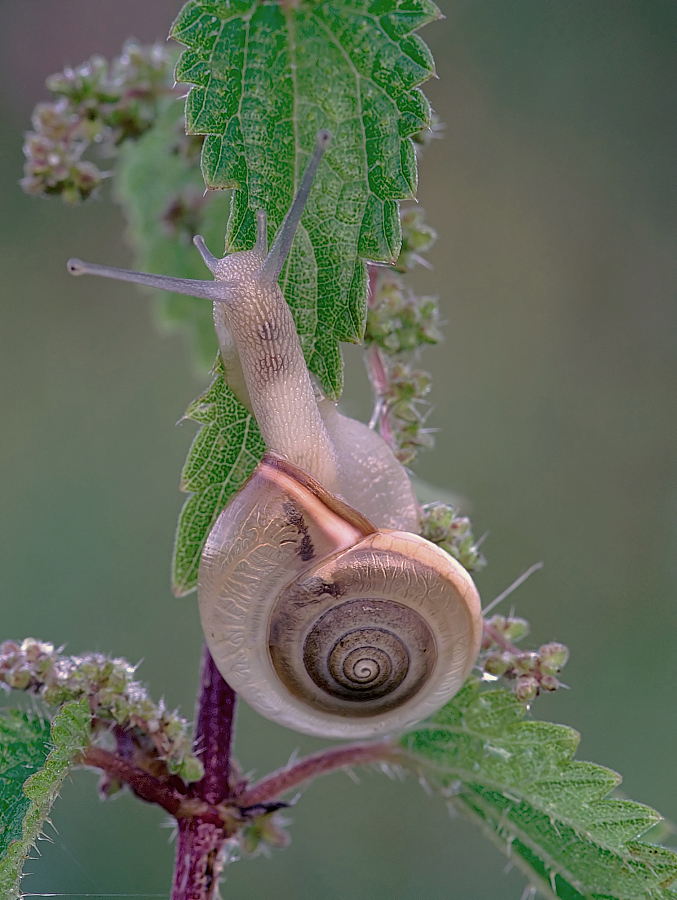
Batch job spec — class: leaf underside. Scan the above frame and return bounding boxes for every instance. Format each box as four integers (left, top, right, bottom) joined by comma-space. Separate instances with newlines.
116, 99, 231, 371
0, 699, 90, 900
172, 359, 266, 595
171, 0, 441, 398
401, 680, 677, 900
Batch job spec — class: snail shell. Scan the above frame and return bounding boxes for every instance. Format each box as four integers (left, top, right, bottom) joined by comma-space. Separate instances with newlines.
199, 452, 482, 739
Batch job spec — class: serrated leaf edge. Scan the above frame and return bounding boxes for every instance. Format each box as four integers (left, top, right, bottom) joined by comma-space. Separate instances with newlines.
0, 698, 91, 900
401, 683, 677, 900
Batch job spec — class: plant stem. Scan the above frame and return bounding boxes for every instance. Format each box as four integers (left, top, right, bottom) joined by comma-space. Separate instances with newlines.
192, 643, 237, 805
170, 644, 237, 900
483, 621, 523, 656
83, 747, 180, 816
80, 649, 402, 898
238, 739, 397, 808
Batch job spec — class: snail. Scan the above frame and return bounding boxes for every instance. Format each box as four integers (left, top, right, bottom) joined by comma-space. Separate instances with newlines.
68, 131, 482, 739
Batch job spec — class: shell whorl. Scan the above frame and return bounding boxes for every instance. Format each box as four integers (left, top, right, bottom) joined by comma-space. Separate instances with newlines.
198, 452, 482, 739
273, 596, 437, 715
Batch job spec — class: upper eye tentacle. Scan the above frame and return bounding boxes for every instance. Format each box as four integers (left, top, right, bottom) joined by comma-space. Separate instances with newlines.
258, 129, 331, 284
255, 209, 268, 254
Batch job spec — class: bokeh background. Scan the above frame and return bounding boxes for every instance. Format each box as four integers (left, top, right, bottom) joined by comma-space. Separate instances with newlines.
1, 1, 676, 897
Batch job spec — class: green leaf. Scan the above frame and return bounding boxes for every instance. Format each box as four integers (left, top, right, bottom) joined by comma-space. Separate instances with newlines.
171, 0, 441, 398
0, 711, 51, 863
115, 98, 231, 370
172, 360, 266, 595
0, 699, 90, 900
401, 681, 677, 900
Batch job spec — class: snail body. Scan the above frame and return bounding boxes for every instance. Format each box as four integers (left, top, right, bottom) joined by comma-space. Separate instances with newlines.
68, 131, 482, 738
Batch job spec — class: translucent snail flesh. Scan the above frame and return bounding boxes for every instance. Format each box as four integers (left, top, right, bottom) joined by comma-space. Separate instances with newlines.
68, 131, 482, 739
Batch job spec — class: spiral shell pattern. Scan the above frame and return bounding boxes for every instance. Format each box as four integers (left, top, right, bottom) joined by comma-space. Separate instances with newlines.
273, 596, 436, 714
198, 453, 482, 739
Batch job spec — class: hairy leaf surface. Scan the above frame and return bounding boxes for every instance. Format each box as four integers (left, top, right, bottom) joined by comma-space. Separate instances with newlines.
402, 681, 677, 900
171, 0, 440, 397
0, 699, 90, 900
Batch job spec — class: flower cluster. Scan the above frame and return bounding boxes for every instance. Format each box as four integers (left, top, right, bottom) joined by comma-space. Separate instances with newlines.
365, 207, 441, 466
366, 274, 442, 354
226, 810, 291, 862
22, 41, 176, 204
363, 204, 487, 572
420, 502, 486, 573
480, 617, 569, 702
394, 207, 438, 275
0, 638, 203, 782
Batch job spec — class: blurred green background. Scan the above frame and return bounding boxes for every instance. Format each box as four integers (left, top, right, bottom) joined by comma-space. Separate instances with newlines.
1, 1, 676, 897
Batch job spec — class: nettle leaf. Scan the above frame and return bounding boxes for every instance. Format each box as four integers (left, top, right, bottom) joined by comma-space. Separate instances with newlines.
401, 681, 677, 900
0, 712, 51, 865
116, 98, 231, 370
171, 0, 441, 398
172, 360, 266, 595
0, 699, 90, 900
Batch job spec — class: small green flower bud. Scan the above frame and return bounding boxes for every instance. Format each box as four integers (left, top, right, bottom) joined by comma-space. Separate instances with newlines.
488, 615, 507, 633
7, 666, 32, 690
539, 642, 569, 673
421, 503, 486, 573
514, 652, 539, 675
180, 755, 206, 784
540, 674, 559, 692
242, 812, 291, 856
504, 617, 530, 642
514, 675, 539, 703
42, 682, 73, 706
0, 641, 20, 667
449, 516, 470, 536
396, 207, 437, 272
484, 652, 512, 677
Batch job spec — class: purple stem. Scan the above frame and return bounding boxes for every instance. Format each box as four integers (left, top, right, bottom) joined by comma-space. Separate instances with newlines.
82, 656, 398, 900
82, 746, 186, 818
170, 644, 237, 900
193, 643, 237, 805
238, 740, 396, 808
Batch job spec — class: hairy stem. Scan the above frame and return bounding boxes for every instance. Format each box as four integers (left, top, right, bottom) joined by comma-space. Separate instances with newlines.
83, 745, 229, 826
80, 649, 399, 900
365, 266, 397, 448
238, 740, 397, 808
171, 645, 237, 900
192, 643, 237, 805
82, 746, 182, 817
